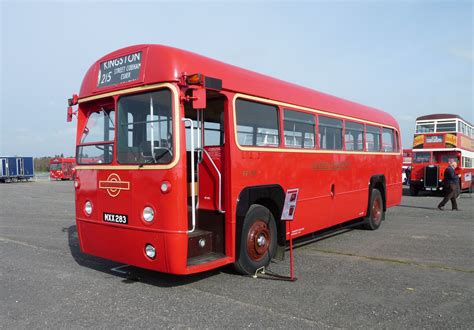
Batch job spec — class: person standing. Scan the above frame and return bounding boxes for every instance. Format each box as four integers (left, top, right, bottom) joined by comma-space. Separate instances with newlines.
438, 160, 459, 211
406, 167, 411, 185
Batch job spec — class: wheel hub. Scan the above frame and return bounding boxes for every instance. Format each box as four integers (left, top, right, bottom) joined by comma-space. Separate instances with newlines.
372, 197, 382, 223
247, 220, 271, 262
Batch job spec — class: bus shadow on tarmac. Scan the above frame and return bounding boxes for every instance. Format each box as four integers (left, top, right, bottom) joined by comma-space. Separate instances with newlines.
65, 225, 222, 287
65, 223, 360, 283
396, 204, 438, 211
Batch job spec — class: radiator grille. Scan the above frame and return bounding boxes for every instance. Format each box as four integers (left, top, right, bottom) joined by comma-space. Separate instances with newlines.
424, 165, 439, 188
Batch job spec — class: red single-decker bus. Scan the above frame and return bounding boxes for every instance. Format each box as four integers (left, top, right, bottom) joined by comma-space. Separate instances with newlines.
68, 45, 402, 275
49, 157, 76, 180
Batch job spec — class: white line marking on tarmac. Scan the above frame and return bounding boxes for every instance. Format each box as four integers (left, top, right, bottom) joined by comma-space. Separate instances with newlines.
111, 264, 131, 274
0, 236, 54, 253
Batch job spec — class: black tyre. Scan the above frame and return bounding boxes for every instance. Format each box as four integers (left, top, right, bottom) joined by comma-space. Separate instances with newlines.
234, 205, 277, 275
409, 184, 419, 196
362, 189, 384, 230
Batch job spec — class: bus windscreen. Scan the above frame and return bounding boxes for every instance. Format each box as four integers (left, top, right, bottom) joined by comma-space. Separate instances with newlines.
413, 152, 431, 163
116, 89, 173, 165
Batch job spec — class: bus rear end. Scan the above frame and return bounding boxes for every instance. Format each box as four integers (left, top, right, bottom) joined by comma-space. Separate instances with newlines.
49, 158, 63, 180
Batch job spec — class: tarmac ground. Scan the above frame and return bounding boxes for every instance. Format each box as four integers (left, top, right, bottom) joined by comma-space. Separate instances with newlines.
1, 180, 473, 328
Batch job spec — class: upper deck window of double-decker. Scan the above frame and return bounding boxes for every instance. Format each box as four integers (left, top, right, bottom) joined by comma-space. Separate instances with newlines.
435, 121, 456, 132
415, 123, 435, 133
458, 121, 473, 137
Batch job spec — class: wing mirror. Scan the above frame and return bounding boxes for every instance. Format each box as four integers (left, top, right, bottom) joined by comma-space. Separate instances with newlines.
67, 94, 79, 122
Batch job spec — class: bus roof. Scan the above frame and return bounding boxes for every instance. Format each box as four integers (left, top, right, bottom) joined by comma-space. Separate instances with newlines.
79, 44, 398, 128
416, 114, 473, 126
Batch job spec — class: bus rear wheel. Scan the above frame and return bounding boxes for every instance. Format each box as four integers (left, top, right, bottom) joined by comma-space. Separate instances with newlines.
234, 205, 277, 275
362, 189, 384, 230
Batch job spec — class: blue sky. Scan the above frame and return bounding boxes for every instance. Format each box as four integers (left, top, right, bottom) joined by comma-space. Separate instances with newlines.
1, 0, 472, 156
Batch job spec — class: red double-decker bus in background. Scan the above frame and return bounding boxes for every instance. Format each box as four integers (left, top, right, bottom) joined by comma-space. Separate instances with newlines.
49, 157, 76, 180
68, 44, 402, 275
409, 114, 474, 196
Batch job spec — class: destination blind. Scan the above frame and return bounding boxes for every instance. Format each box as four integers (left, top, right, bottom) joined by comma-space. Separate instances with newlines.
97, 51, 142, 88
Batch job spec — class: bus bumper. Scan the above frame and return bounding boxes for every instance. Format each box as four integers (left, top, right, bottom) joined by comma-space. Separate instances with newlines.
76, 219, 187, 274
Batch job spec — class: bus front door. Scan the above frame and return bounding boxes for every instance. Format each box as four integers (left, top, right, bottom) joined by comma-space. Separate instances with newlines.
198, 145, 225, 212
185, 92, 227, 263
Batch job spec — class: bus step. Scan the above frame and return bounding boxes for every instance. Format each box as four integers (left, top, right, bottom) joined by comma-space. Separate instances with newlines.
188, 229, 213, 259
187, 252, 226, 267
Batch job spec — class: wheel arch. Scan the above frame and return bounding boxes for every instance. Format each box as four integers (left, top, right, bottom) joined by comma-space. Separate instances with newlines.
369, 175, 387, 211
236, 185, 286, 253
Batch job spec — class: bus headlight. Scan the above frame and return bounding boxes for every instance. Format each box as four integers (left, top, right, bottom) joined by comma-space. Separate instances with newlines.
145, 244, 156, 259
143, 206, 155, 222
84, 201, 92, 215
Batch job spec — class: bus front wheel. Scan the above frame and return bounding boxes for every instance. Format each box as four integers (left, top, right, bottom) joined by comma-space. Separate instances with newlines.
362, 189, 384, 230
234, 205, 277, 275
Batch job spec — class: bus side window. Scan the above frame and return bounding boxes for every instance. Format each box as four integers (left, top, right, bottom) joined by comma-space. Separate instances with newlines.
382, 128, 395, 152
366, 125, 381, 152
465, 157, 473, 168
283, 109, 315, 149
345, 121, 364, 151
318, 116, 343, 150
235, 99, 280, 147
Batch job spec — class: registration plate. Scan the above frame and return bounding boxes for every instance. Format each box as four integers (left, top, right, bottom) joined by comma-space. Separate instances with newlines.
103, 212, 128, 224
